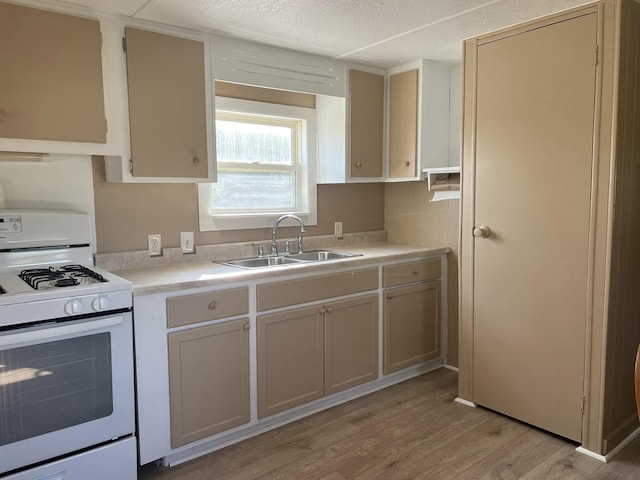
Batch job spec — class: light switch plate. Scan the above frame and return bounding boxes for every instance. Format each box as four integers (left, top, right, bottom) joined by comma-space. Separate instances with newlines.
180, 231, 195, 254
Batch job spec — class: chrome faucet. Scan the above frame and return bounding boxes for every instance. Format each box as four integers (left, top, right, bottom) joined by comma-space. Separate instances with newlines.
271, 214, 305, 255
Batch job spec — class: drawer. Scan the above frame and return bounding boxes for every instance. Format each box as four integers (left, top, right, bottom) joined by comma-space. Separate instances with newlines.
257, 268, 378, 311
383, 258, 440, 288
167, 286, 249, 328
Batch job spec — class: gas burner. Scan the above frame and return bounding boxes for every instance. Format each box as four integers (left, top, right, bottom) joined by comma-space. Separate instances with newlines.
19, 264, 107, 290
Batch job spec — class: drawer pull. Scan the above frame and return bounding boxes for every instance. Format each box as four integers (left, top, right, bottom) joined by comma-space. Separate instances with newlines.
243, 323, 250, 331
413, 270, 420, 275
208, 301, 217, 310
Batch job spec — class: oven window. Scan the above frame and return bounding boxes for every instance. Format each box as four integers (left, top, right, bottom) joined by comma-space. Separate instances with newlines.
0, 333, 113, 446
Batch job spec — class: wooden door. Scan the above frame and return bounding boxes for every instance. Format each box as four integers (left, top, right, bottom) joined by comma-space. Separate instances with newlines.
125, 27, 208, 178
384, 281, 440, 374
471, 13, 598, 441
348, 69, 384, 178
0, 3, 105, 143
324, 295, 378, 395
168, 318, 250, 448
388, 69, 418, 178
257, 305, 324, 418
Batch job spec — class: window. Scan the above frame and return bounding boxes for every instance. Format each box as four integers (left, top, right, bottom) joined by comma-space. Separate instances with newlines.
198, 97, 317, 231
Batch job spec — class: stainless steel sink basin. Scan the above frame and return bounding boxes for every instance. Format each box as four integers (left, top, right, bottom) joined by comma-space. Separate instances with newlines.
217, 250, 362, 269
221, 256, 302, 269
288, 250, 362, 261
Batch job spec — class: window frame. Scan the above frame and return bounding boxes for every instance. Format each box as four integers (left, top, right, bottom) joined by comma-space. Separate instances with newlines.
198, 96, 317, 231
212, 111, 302, 214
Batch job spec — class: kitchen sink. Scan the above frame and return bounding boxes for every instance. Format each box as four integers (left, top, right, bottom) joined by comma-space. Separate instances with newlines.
288, 250, 362, 261
217, 250, 362, 269
221, 256, 302, 268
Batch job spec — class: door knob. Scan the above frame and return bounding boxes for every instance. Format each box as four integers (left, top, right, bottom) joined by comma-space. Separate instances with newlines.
473, 225, 491, 238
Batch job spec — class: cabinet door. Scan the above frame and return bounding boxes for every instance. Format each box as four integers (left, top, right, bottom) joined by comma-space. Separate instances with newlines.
168, 319, 250, 448
388, 69, 418, 178
325, 295, 378, 395
257, 306, 324, 418
348, 69, 384, 178
384, 281, 440, 374
0, 3, 105, 143
125, 27, 208, 179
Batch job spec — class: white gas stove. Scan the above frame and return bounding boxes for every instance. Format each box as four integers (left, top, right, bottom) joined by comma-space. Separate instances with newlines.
0, 210, 136, 480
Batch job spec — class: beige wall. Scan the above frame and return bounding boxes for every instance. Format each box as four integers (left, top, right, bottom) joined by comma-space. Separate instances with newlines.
92, 157, 385, 253
385, 181, 459, 367
601, 0, 640, 452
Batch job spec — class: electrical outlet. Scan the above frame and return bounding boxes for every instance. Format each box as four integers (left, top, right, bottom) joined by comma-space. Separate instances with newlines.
180, 231, 194, 254
148, 234, 162, 257
334, 221, 343, 239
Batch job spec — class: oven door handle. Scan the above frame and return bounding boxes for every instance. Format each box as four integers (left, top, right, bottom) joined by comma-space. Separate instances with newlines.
0, 315, 124, 348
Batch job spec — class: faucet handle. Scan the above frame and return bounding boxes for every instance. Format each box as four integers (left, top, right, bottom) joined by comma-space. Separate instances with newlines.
284, 239, 295, 255
251, 242, 264, 258
297, 235, 304, 253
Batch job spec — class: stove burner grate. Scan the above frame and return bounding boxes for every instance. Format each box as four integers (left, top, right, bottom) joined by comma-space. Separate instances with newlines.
19, 264, 107, 290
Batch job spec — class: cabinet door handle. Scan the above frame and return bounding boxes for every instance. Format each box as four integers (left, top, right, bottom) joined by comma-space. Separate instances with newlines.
319, 308, 327, 315
413, 270, 420, 275
243, 323, 250, 331
386, 294, 393, 300
404, 161, 411, 167
208, 301, 217, 310
193, 156, 200, 164
355, 162, 363, 168
326, 306, 333, 313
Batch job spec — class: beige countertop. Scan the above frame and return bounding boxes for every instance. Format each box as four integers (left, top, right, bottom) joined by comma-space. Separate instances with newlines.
114, 243, 451, 296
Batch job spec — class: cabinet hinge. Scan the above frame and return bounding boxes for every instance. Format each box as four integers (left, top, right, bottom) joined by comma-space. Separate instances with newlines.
129, 158, 134, 174
594, 46, 599, 66
122, 37, 127, 54
580, 395, 585, 413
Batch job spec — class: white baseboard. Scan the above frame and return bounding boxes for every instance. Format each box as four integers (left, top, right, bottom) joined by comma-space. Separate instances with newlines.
576, 425, 640, 463
444, 364, 459, 372
454, 397, 477, 408
575, 447, 607, 463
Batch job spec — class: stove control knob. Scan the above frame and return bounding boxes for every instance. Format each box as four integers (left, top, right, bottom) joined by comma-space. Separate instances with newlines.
92, 296, 110, 312
64, 299, 83, 315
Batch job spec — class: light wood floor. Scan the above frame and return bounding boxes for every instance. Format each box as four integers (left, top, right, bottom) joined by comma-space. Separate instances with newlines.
139, 368, 640, 479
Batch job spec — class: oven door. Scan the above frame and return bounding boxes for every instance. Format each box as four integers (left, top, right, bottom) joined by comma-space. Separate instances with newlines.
0, 312, 135, 475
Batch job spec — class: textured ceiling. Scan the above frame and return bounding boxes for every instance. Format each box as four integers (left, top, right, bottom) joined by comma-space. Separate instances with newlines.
60, 0, 594, 68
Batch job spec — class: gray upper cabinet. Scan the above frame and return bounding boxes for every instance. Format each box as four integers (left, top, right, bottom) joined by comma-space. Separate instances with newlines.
0, 3, 105, 143
388, 69, 418, 179
124, 27, 210, 179
348, 69, 384, 178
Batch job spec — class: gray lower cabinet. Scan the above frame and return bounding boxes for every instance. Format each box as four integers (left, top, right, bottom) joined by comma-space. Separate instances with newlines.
168, 318, 250, 448
324, 295, 378, 395
257, 305, 324, 418
383, 281, 441, 374
257, 294, 378, 418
